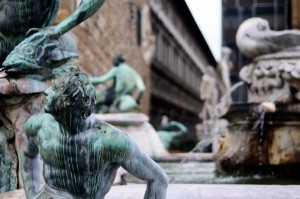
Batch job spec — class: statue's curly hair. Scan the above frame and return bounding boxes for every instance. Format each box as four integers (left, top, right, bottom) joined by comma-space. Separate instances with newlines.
52, 68, 96, 118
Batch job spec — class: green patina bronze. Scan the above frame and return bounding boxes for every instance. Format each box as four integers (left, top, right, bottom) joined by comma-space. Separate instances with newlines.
157, 116, 188, 149
0, 32, 79, 192
0, 0, 105, 193
3, 32, 78, 79
21, 68, 168, 199
0, 0, 105, 70
90, 54, 146, 113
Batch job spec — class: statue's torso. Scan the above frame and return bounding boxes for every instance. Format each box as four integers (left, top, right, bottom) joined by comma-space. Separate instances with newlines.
38, 120, 121, 198
115, 64, 139, 93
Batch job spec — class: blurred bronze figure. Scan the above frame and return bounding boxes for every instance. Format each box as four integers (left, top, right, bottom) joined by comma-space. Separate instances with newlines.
91, 54, 145, 113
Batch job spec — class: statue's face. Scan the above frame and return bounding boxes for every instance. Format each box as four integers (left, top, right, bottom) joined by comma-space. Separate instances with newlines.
44, 86, 60, 113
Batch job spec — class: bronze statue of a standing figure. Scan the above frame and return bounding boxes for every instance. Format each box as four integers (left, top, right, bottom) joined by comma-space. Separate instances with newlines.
0, 0, 105, 193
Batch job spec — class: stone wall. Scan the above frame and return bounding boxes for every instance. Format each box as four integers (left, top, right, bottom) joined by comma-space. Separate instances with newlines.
291, 0, 300, 29
56, 0, 150, 113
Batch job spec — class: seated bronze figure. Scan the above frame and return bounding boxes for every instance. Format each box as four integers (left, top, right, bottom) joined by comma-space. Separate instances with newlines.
21, 68, 168, 199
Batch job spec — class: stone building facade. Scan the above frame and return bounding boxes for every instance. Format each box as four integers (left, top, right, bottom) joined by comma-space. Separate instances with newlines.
149, 0, 215, 136
291, 0, 300, 29
57, 0, 151, 113
57, 0, 216, 139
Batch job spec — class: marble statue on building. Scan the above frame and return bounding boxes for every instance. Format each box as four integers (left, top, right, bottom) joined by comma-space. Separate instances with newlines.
90, 54, 146, 113
157, 115, 187, 149
0, 0, 106, 193
196, 65, 229, 153
21, 68, 168, 199
141, 5, 156, 65
217, 46, 233, 99
199, 66, 219, 121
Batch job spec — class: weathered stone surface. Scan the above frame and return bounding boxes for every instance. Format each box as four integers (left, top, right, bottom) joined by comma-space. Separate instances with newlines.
239, 51, 300, 103
218, 103, 300, 177
269, 127, 300, 164
0, 78, 10, 93
0, 189, 25, 199
2, 184, 300, 199
0, 78, 47, 95
218, 17, 300, 177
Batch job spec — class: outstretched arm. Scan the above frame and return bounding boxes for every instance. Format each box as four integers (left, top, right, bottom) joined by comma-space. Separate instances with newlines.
169, 121, 187, 136
24, 0, 105, 38
50, 0, 105, 37
121, 140, 168, 199
90, 67, 117, 85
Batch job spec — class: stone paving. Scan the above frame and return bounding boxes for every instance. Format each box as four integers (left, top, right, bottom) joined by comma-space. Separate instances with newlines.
107, 184, 300, 199
2, 184, 300, 199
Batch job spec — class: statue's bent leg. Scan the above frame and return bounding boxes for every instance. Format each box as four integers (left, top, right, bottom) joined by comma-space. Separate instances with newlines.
95, 89, 110, 113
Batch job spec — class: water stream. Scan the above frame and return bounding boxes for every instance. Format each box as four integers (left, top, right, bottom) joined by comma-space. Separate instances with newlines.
214, 81, 245, 117
250, 88, 287, 166
252, 112, 265, 166
192, 81, 245, 153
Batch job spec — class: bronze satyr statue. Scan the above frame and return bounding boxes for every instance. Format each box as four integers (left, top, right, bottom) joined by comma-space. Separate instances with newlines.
90, 54, 145, 113
21, 68, 168, 199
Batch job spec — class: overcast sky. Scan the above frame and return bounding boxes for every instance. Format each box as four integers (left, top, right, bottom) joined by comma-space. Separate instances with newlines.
185, 0, 222, 61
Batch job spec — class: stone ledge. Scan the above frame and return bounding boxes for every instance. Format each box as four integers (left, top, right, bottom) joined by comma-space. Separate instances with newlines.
94, 113, 149, 125
153, 153, 214, 162
1, 184, 300, 199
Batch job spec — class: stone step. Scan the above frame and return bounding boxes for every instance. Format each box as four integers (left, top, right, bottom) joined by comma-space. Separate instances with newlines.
153, 153, 214, 162
1, 184, 300, 199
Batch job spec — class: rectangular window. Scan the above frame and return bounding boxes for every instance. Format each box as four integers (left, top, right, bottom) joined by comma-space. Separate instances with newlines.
136, 7, 142, 46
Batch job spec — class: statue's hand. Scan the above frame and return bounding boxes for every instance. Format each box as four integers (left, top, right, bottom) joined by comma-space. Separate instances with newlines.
26, 26, 59, 39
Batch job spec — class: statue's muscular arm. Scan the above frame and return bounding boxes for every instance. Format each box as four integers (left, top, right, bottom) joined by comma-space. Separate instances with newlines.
105, 129, 168, 199
90, 67, 117, 85
20, 114, 54, 198
52, 0, 106, 37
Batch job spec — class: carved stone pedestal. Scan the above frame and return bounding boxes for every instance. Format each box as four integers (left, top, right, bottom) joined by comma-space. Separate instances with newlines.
217, 103, 300, 177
